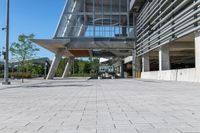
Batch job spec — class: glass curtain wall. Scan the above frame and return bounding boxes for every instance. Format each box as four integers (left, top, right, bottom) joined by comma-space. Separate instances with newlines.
60, 0, 134, 38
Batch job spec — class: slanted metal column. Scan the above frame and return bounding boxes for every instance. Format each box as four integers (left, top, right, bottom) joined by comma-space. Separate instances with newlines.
62, 57, 74, 78
120, 60, 124, 78
46, 54, 62, 80
195, 32, 200, 68
159, 45, 170, 71
142, 54, 150, 72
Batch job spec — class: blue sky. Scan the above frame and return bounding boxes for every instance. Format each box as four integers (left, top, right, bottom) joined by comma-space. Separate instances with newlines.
0, 0, 66, 60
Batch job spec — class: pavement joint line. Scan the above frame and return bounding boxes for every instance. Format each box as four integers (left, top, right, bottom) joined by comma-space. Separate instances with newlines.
34, 116, 40, 120
149, 123, 156, 128
129, 120, 133, 124
37, 126, 44, 131
24, 122, 31, 127
113, 124, 117, 129
175, 128, 183, 133
53, 113, 57, 117
48, 118, 52, 122
80, 118, 83, 122
186, 122, 194, 128
136, 129, 140, 133
60, 121, 64, 126
76, 125, 80, 130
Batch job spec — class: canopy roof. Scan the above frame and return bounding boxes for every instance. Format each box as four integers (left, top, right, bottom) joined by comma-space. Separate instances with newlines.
32, 37, 135, 57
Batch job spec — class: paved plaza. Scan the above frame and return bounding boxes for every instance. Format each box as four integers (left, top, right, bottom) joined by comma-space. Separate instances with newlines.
0, 78, 200, 133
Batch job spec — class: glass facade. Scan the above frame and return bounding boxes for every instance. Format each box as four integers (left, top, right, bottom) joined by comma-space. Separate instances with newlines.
55, 0, 135, 38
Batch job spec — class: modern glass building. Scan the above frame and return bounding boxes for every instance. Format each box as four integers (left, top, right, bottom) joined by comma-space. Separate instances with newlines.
130, 0, 200, 82
33, 0, 200, 82
33, 0, 136, 79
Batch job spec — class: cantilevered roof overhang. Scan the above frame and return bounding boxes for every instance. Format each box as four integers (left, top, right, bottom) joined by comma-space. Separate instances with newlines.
33, 0, 136, 58
32, 37, 135, 57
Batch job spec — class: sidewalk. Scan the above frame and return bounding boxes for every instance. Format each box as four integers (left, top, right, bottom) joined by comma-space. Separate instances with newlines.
0, 79, 200, 133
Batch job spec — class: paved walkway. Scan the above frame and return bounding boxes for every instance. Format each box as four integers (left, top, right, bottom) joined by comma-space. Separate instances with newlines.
0, 79, 200, 133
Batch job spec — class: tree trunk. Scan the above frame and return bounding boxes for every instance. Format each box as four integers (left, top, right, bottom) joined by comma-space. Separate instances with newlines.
21, 62, 24, 83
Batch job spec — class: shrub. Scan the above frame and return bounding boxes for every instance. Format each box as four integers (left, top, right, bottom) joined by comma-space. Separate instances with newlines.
10, 72, 32, 79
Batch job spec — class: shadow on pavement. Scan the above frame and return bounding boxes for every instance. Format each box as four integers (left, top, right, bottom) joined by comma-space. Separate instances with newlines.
26, 84, 93, 88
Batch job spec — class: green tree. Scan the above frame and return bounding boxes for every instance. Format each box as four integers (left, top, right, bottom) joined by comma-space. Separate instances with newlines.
10, 34, 40, 83
84, 62, 91, 74
73, 59, 79, 74
78, 61, 85, 74
90, 58, 100, 74
77, 58, 100, 75
30, 64, 44, 77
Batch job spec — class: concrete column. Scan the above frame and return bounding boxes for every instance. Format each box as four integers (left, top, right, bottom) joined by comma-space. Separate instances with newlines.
62, 57, 74, 78
159, 45, 170, 71
142, 54, 150, 72
46, 55, 62, 80
136, 58, 141, 72
133, 57, 141, 78
132, 49, 137, 78
195, 32, 200, 68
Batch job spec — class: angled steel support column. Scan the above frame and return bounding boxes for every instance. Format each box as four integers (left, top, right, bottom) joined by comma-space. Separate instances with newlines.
120, 60, 124, 78
46, 54, 62, 80
142, 54, 150, 72
62, 57, 74, 78
159, 45, 170, 71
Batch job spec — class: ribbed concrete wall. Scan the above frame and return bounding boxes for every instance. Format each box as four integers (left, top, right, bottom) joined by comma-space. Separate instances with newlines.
136, 0, 200, 57
141, 68, 200, 82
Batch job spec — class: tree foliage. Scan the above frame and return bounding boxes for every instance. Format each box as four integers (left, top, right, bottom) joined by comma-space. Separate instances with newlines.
10, 34, 40, 82
75, 58, 100, 75
55, 58, 100, 77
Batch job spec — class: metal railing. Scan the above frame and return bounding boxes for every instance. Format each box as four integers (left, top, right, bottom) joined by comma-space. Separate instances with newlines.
57, 25, 135, 38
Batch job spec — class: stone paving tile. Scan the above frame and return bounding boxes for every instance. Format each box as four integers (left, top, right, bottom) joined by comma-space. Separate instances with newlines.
0, 79, 200, 133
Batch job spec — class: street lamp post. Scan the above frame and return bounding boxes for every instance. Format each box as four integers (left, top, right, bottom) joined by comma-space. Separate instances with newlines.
2, 0, 11, 85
